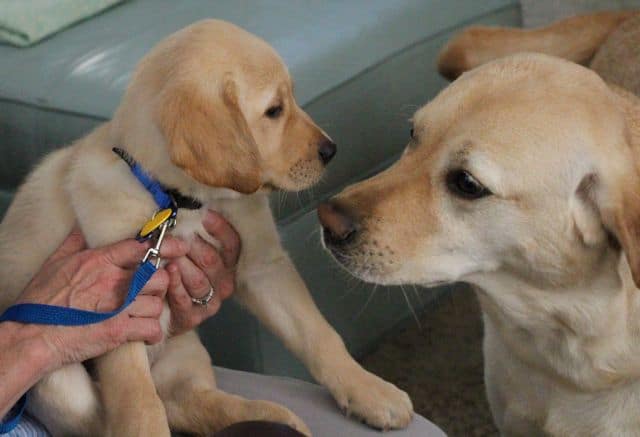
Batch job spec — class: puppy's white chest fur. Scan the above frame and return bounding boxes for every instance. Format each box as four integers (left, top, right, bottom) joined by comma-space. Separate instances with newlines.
171, 207, 221, 251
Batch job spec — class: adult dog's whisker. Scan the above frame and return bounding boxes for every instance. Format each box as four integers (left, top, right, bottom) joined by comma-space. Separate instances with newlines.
400, 284, 421, 328
354, 287, 379, 321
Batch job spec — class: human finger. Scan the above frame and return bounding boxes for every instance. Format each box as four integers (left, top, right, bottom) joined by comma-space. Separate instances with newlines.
127, 295, 164, 319
202, 211, 241, 268
100, 239, 152, 269
139, 268, 170, 299
171, 256, 211, 301
125, 318, 163, 344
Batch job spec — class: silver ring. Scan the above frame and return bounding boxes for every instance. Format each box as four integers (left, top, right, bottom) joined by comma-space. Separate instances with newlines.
191, 286, 215, 306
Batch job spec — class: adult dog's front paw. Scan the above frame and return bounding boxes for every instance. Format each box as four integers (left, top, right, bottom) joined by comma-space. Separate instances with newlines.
330, 366, 413, 430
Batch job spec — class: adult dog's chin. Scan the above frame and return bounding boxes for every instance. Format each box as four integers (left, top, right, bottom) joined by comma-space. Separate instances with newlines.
259, 181, 303, 193
321, 230, 452, 288
327, 250, 451, 288
321, 230, 399, 286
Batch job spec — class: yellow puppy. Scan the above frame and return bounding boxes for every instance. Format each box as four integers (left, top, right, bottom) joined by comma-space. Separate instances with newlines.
0, 20, 412, 436
320, 54, 640, 435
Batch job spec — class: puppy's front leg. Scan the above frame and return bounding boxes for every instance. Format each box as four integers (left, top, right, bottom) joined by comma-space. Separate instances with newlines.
237, 257, 413, 430
68, 147, 171, 436
94, 343, 170, 436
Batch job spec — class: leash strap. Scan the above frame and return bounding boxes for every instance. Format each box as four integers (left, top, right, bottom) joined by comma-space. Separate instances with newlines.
0, 261, 157, 326
0, 395, 26, 435
0, 148, 173, 434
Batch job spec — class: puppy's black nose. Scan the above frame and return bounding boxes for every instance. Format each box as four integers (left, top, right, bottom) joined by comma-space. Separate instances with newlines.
317, 200, 357, 245
318, 139, 337, 165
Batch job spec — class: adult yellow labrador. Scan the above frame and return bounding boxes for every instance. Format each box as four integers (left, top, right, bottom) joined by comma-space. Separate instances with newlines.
319, 53, 640, 435
0, 20, 412, 436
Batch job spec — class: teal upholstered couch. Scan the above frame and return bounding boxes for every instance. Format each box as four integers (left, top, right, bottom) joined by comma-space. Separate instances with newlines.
0, 0, 521, 380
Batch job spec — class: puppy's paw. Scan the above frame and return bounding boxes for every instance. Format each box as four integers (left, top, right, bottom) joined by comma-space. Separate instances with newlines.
330, 368, 413, 430
242, 399, 311, 436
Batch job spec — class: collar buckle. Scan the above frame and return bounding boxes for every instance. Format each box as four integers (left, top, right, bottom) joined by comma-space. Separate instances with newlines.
141, 217, 175, 268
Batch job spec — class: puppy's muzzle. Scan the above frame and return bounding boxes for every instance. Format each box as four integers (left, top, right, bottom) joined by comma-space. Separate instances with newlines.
318, 200, 358, 246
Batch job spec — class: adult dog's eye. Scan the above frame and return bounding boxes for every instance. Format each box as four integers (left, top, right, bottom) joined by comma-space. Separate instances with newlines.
265, 105, 283, 119
410, 128, 415, 139
446, 169, 491, 199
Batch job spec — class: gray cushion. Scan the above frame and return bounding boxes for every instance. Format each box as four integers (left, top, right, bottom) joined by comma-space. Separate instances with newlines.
215, 366, 446, 437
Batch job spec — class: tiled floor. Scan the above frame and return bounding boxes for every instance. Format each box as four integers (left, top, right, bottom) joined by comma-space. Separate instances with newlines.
360, 286, 497, 437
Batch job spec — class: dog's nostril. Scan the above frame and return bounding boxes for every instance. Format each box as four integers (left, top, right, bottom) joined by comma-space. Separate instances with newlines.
317, 201, 357, 245
318, 140, 337, 165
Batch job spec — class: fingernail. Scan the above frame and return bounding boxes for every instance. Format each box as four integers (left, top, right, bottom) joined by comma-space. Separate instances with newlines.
204, 210, 220, 227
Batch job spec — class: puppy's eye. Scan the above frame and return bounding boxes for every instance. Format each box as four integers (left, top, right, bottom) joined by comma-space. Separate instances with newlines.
265, 105, 283, 119
446, 169, 491, 199
410, 128, 415, 139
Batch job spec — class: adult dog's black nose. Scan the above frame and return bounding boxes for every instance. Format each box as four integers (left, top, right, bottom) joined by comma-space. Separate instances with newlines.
318, 139, 337, 165
317, 200, 357, 245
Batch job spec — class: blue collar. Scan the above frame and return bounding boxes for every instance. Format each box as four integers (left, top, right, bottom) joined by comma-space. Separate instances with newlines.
112, 147, 202, 210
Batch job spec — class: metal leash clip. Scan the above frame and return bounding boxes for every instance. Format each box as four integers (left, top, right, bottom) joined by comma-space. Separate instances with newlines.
140, 208, 177, 268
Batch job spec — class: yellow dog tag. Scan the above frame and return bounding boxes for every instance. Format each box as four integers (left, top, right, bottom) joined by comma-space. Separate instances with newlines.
138, 208, 173, 239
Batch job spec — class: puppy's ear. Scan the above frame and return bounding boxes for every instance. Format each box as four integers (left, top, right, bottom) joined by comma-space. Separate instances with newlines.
573, 87, 640, 287
157, 75, 262, 194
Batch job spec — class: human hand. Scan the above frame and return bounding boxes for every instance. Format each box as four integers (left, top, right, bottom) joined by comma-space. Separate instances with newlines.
166, 211, 241, 335
9, 227, 188, 371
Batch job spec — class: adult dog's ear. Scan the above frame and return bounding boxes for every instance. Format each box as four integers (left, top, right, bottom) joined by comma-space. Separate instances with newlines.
606, 87, 640, 288
572, 86, 640, 287
157, 75, 262, 194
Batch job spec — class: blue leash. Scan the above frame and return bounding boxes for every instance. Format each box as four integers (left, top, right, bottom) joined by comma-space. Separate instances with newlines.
0, 262, 157, 326
0, 148, 173, 434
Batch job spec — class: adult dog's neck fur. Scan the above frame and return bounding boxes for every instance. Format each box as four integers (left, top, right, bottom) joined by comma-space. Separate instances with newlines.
472, 248, 640, 391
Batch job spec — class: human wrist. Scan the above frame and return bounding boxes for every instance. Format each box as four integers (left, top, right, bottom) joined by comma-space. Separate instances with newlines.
0, 321, 58, 376
0, 321, 56, 419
